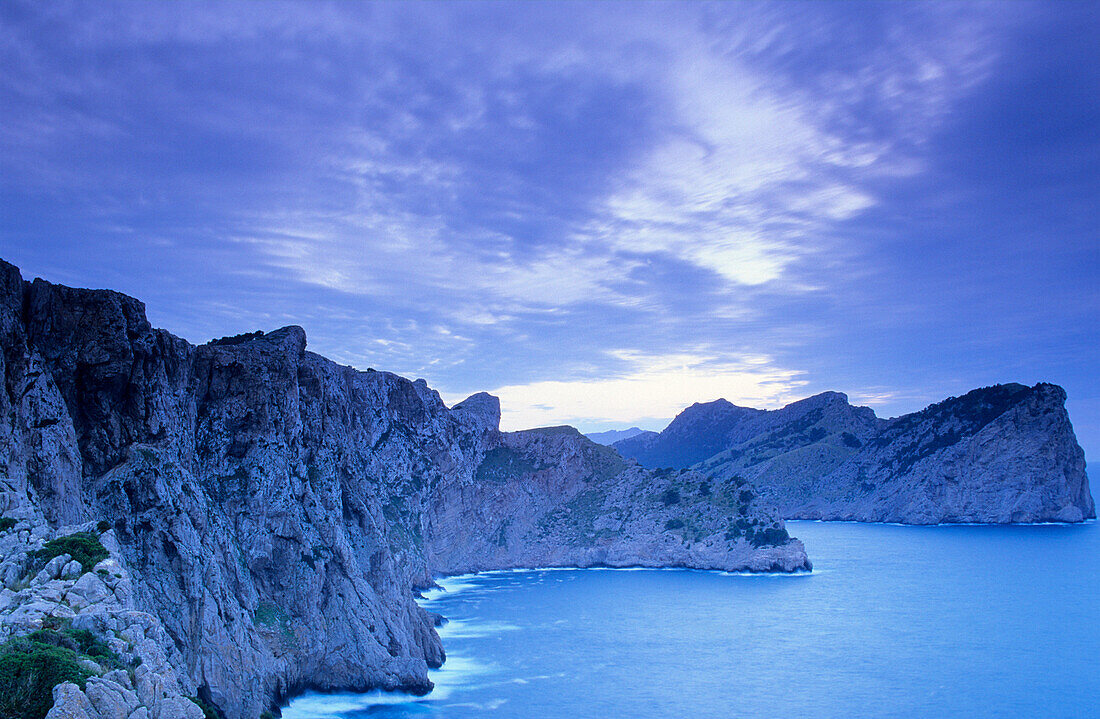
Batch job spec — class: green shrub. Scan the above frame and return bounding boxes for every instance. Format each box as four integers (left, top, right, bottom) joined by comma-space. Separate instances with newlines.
746, 526, 790, 547
96, 520, 112, 533
207, 330, 264, 346
475, 447, 536, 483
664, 518, 685, 530
0, 636, 92, 719
660, 489, 680, 506
189, 696, 222, 719
35, 532, 108, 573
0, 517, 16, 532
24, 627, 123, 671
841, 431, 862, 448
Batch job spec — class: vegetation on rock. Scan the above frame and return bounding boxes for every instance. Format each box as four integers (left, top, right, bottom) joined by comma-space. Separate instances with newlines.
0, 633, 92, 719
27, 627, 123, 671
34, 532, 108, 573
190, 695, 222, 719
206, 330, 264, 346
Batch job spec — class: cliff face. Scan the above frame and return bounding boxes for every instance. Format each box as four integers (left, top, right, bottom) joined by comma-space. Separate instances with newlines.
0, 492, 209, 719
615, 386, 1094, 524
789, 384, 1094, 523
1, 262, 455, 717
0, 259, 807, 719
428, 424, 808, 574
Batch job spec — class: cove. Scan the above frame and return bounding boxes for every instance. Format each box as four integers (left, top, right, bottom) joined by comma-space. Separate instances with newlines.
284, 520, 1100, 718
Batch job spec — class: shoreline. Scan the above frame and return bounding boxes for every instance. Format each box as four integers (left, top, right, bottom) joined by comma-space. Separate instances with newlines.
786, 517, 1098, 527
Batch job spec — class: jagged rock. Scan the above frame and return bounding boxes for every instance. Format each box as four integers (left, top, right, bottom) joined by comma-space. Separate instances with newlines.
2, 599, 76, 633
61, 558, 83, 579
103, 670, 134, 691
616, 385, 1094, 524
1, 473, 200, 718
428, 426, 808, 573
35, 553, 72, 584
67, 572, 112, 611
0, 257, 809, 718
85, 676, 142, 719
72, 611, 110, 634
46, 683, 96, 719
1, 561, 24, 588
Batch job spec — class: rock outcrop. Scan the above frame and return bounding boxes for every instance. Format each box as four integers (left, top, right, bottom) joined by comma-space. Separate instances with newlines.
0, 489, 204, 719
428, 425, 807, 574
615, 386, 1094, 524
0, 258, 807, 718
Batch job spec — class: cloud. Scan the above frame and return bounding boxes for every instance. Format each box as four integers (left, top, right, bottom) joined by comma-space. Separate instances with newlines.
220, 1, 999, 324
8, 0, 1079, 449
462, 350, 808, 431
574, 4, 1000, 292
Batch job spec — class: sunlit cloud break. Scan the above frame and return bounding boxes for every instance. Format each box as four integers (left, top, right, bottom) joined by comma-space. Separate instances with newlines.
1, 1, 1097, 460
460, 351, 808, 432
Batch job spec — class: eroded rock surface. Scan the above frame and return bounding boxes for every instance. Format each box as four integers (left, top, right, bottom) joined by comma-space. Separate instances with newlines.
0, 490, 203, 719
0, 258, 807, 718
429, 424, 808, 573
616, 387, 1094, 524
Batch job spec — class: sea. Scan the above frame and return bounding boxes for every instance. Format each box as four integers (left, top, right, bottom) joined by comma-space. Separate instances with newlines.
283, 520, 1100, 718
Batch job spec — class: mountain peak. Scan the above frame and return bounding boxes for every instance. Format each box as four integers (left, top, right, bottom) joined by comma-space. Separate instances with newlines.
451, 392, 502, 433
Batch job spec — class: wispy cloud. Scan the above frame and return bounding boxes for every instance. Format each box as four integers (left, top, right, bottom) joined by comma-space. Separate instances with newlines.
3, 1, 1096, 460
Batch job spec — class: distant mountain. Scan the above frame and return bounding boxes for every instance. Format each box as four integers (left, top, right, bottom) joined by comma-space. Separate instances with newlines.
585, 427, 651, 445
612, 399, 763, 468
614, 386, 1094, 524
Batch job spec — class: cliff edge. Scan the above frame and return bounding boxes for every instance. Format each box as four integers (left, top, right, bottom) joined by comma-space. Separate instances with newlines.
0, 259, 807, 718
615, 386, 1093, 524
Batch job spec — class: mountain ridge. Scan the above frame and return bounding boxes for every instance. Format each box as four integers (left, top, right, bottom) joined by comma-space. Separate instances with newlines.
614, 385, 1093, 524
584, 427, 648, 445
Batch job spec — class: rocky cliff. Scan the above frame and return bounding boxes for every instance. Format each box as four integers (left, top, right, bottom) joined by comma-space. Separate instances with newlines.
615, 387, 1094, 524
427, 423, 807, 574
0, 259, 807, 719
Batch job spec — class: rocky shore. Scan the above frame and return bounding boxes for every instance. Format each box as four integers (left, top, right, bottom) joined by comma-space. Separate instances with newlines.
0, 258, 806, 718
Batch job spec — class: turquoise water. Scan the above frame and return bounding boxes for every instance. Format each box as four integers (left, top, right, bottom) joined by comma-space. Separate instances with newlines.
284, 521, 1100, 718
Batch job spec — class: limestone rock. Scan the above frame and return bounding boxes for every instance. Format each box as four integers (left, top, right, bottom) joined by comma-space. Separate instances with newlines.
85, 675, 142, 719
61, 559, 83, 579
428, 426, 808, 574
35, 553, 72, 584
67, 572, 111, 611
615, 384, 1094, 524
0, 257, 810, 718
45, 683, 96, 719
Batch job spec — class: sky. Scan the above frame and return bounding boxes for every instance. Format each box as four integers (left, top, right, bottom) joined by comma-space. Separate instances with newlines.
1, 1, 1098, 464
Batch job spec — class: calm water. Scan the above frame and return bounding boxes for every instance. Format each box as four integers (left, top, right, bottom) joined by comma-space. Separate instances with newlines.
285, 521, 1100, 718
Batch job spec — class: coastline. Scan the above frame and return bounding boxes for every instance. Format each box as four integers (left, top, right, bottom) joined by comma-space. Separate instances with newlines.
786, 517, 1099, 528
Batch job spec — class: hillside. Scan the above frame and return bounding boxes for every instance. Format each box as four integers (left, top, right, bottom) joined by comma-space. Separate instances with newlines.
615, 388, 1093, 524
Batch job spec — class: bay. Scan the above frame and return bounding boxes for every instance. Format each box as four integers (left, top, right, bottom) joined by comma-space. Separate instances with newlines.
285, 521, 1100, 718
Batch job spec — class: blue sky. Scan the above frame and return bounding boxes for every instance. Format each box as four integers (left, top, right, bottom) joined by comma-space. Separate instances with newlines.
1, 1, 1098, 463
